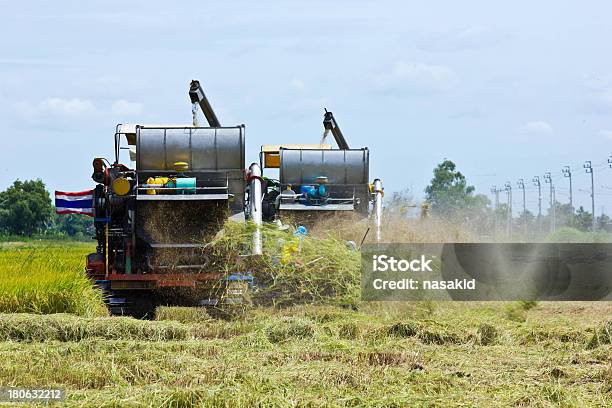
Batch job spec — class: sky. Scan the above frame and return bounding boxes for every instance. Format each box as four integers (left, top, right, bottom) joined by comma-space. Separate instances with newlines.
1, 1, 612, 217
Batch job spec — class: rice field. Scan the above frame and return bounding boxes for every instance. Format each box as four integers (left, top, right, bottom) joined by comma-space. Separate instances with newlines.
0, 302, 609, 407
0, 242, 106, 317
0, 233, 610, 406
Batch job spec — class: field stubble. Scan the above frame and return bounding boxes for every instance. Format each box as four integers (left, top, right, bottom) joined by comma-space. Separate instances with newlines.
0, 218, 610, 406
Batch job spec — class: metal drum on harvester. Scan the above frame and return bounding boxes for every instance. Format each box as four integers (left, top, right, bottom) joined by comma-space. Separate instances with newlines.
279, 148, 369, 185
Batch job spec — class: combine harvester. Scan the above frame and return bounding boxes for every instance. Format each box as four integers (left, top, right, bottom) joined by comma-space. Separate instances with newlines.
246, 109, 384, 241
79, 80, 382, 317
86, 80, 250, 316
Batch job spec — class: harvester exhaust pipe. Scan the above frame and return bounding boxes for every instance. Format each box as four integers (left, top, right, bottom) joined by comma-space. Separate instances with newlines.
373, 179, 383, 242
248, 163, 264, 255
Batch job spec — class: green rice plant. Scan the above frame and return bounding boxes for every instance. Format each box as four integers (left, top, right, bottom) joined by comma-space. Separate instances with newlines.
338, 321, 360, 340
205, 221, 361, 307
504, 303, 527, 322
0, 243, 106, 316
546, 227, 612, 243
0, 313, 189, 342
155, 306, 211, 323
0, 302, 609, 406
265, 318, 315, 343
386, 321, 420, 338
418, 325, 467, 345
477, 323, 498, 345
586, 320, 612, 349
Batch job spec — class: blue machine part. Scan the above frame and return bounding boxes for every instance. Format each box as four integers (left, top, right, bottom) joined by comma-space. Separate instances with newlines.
300, 185, 316, 197
299, 183, 329, 205
317, 184, 327, 197
175, 177, 197, 194
299, 184, 327, 198
226, 272, 255, 289
294, 225, 308, 236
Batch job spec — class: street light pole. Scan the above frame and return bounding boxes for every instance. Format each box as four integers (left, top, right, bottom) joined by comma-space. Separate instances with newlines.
533, 176, 542, 234
505, 181, 512, 237
544, 172, 555, 233
584, 161, 595, 231
491, 186, 500, 237
562, 166, 573, 227
517, 179, 526, 237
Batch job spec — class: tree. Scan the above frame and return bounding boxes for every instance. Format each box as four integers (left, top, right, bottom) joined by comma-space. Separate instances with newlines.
425, 160, 476, 217
52, 212, 94, 239
574, 206, 593, 232
386, 188, 417, 218
514, 209, 536, 233
0, 179, 53, 236
597, 213, 612, 232
554, 202, 573, 228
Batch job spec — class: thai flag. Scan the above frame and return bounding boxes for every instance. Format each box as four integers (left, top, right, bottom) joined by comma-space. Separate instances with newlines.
55, 190, 94, 216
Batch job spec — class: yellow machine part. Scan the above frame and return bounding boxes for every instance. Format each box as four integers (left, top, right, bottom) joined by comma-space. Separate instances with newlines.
174, 161, 189, 172
261, 144, 332, 169
264, 152, 280, 168
146, 177, 171, 195
112, 177, 131, 196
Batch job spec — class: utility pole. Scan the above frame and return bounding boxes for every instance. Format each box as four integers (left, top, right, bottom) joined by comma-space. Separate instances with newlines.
533, 176, 542, 234
490, 186, 500, 237
505, 181, 512, 237
517, 179, 527, 237
584, 160, 595, 231
553, 186, 556, 226
544, 172, 555, 233
562, 166, 573, 227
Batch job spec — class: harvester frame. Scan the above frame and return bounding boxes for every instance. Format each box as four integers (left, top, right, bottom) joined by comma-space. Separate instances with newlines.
246, 110, 383, 239
86, 81, 250, 316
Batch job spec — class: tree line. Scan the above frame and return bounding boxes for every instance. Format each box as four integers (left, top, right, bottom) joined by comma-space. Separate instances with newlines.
419, 159, 611, 237
0, 179, 92, 239
1, 163, 609, 240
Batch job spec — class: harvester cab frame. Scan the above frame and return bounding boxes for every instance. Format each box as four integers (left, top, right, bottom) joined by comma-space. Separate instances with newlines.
86, 80, 249, 317
247, 109, 383, 239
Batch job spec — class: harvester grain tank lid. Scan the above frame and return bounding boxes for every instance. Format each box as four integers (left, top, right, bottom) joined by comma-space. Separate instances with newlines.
261, 144, 332, 152
118, 124, 199, 145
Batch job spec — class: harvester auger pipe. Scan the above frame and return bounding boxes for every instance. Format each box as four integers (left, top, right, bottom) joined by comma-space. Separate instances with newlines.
248, 163, 263, 255
189, 80, 221, 127
323, 109, 349, 150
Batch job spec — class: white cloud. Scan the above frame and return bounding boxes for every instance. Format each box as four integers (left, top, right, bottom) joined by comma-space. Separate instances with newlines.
289, 78, 306, 92
580, 74, 612, 114
0, 58, 67, 67
111, 99, 144, 116
15, 98, 97, 119
374, 61, 456, 93
417, 27, 510, 53
39, 98, 96, 116
586, 88, 612, 113
519, 121, 554, 135
11, 97, 145, 129
598, 130, 612, 140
